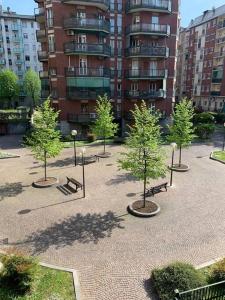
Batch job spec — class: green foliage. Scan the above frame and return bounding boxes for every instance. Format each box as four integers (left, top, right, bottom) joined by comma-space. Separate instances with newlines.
168, 98, 195, 147
87, 133, 96, 143
25, 99, 63, 179
0, 249, 38, 294
193, 112, 215, 124
212, 113, 225, 124
152, 262, 207, 300
118, 101, 167, 182
210, 259, 225, 283
195, 123, 215, 139
92, 94, 118, 152
23, 69, 41, 108
0, 69, 19, 107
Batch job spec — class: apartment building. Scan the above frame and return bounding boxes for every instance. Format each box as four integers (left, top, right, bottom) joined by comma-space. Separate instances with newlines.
176, 5, 225, 112
0, 6, 42, 105
35, 0, 179, 135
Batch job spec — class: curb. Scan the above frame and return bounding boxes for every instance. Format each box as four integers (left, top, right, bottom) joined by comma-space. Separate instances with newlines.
196, 257, 224, 269
210, 151, 225, 165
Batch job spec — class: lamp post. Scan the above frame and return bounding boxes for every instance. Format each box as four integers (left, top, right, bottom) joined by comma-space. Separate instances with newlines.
223, 123, 225, 152
143, 148, 147, 208
170, 142, 177, 187
81, 147, 86, 198
71, 129, 77, 166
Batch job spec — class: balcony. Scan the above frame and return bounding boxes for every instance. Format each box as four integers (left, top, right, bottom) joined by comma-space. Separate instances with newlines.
64, 18, 110, 34
67, 88, 110, 100
212, 78, 222, 83
126, 23, 170, 36
41, 90, 51, 98
126, 46, 169, 58
68, 113, 97, 123
39, 71, 49, 78
15, 60, 24, 65
12, 36, 21, 43
126, 0, 172, 13
64, 42, 110, 57
38, 50, 48, 61
126, 69, 168, 79
0, 47, 4, 54
35, 7, 45, 23
13, 48, 23, 54
16, 70, 24, 76
62, 0, 109, 11
211, 91, 221, 96
0, 36, 3, 42
36, 29, 46, 42
11, 24, 20, 31
65, 67, 110, 77
0, 59, 6, 65
125, 89, 166, 99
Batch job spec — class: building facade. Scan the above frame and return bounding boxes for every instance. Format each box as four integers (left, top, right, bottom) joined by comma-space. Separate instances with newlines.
176, 5, 225, 112
35, 0, 179, 135
0, 6, 42, 106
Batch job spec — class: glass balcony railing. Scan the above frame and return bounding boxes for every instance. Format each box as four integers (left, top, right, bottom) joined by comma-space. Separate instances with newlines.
126, 69, 168, 79
65, 67, 110, 77
35, 7, 45, 22
126, 23, 170, 36
64, 18, 110, 33
36, 29, 46, 41
62, 0, 109, 11
64, 42, 110, 57
126, 46, 169, 57
15, 60, 24, 65
67, 88, 110, 100
39, 71, 49, 78
38, 50, 48, 61
126, 0, 172, 13
0, 59, 6, 65
68, 113, 97, 123
13, 48, 23, 53
125, 89, 166, 99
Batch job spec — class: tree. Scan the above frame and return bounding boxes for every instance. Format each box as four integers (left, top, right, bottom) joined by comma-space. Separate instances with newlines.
0, 69, 19, 107
118, 101, 167, 207
93, 94, 118, 154
168, 98, 195, 167
23, 69, 41, 111
26, 98, 63, 181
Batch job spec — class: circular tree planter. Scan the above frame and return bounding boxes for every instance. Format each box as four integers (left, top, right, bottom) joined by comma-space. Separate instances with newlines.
97, 152, 111, 158
169, 164, 190, 172
128, 200, 160, 218
33, 177, 58, 188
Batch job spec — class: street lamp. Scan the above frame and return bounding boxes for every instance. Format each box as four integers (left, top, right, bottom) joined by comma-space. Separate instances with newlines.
81, 147, 86, 198
71, 129, 78, 166
170, 142, 177, 187
222, 123, 225, 152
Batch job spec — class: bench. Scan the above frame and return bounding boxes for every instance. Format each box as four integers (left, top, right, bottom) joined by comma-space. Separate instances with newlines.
66, 177, 83, 192
147, 182, 168, 196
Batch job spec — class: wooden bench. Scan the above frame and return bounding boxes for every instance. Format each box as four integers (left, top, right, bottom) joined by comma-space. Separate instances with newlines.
66, 177, 83, 192
147, 182, 168, 196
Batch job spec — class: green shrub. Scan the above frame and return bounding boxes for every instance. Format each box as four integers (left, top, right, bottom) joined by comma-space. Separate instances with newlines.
195, 123, 215, 139
193, 112, 215, 124
0, 249, 38, 294
152, 262, 206, 300
87, 133, 96, 143
210, 259, 225, 283
61, 134, 73, 142
213, 113, 225, 124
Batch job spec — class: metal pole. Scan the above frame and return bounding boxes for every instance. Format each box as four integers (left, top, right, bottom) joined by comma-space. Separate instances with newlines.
143, 149, 147, 208
82, 152, 85, 198
170, 148, 175, 187
223, 131, 225, 152
73, 136, 77, 166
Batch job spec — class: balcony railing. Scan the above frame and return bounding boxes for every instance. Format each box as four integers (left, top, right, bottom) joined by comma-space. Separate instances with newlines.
38, 50, 48, 61
15, 60, 24, 65
35, 7, 45, 22
212, 78, 222, 83
11, 24, 20, 31
126, 46, 169, 57
39, 71, 49, 78
64, 42, 110, 56
65, 67, 110, 77
62, 0, 109, 11
36, 29, 46, 41
211, 91, 221, 96
125, 89, 166, 99
0, 59, 6, 65
13, 48, 23, 53
0, 47, 4, 54
126, 69, 168, 79
12, 36, 21, 42
126, 23, 170, 36
126, 0, 172, 13
68, 113, 97, 123
67, 88, 110, 100
64, 18, 110, 33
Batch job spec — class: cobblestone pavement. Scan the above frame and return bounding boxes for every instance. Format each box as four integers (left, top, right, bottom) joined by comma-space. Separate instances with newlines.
0, 136, 225, 300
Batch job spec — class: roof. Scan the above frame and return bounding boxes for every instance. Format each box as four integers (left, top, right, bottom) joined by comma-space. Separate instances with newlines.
0, 6, 35, 21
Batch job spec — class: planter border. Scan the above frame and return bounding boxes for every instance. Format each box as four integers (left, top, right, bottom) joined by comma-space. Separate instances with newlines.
169, 164, 190, 172
210, 151, 225, 165
33, 177, 59, 188
0, 154, 20, 159
127, 200, 160, 218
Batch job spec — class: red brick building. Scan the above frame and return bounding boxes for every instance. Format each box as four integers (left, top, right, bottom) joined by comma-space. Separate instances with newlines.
35, 0, 179, 135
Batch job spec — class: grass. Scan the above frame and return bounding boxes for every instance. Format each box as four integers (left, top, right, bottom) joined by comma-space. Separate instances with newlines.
212, 151, 225, 162
63, 138, 118, 148
0, 152, 19, 159
0, 266, 76, 300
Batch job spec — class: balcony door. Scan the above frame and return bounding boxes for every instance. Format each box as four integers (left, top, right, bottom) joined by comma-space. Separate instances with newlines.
79, 57, 87, 75
150, 61, 157, 77
77, 11, 86, 26
131, 59, 139, 77
78, 34, 87, 51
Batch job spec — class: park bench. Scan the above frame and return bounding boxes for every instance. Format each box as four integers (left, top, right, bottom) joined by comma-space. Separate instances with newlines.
147, 182, 168, 196
66, 177, 83, 192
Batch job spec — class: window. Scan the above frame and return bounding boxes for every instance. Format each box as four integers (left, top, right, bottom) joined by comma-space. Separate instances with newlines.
22, 21, 27, 28
152, 16, 159, 24
49, 68, 57, 76
23, 33, 28, 39
5, 25, 8, 32
117, 14, 122, 34
110, 18, 115, 33
48, 35, 55, 52
7, 48, 11, 55
6, 37, 10, 44
81, 104, 88, 113
8, 59, 12, 65
47, 8, 53, 27
31, 22, 34, 28
25, 55, 30, 61
110, 39, 115, 55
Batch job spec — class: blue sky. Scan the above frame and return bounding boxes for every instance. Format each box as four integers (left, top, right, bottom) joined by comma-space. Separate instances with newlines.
1, 0, 225, 27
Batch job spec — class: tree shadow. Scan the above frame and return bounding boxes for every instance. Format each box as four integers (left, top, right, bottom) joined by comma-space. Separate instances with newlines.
19, 211, 125, 255
0, 182, 26, 200
143, 277, 159, 300
106, 174, 138, 185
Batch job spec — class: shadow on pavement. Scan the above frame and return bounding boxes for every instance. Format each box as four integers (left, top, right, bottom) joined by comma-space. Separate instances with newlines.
0, 182, 28, 200
143, 278, 159, 300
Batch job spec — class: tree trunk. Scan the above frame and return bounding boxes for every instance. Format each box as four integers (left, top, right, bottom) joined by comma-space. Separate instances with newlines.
143, 151, 147, 208
44, 151, 47, 181
103, 136, 106, 154
179, 145, 182, 167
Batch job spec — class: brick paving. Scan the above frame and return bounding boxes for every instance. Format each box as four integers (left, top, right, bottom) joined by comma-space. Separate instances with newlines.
0, 135, 225, 300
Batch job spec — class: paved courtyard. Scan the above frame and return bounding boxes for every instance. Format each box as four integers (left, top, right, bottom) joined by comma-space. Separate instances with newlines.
0, 135, 225, 300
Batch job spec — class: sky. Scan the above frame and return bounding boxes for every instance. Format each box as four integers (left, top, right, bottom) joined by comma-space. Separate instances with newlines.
1, 0, 225, 27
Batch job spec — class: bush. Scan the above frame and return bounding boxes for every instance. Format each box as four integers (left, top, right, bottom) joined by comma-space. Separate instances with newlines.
87, 133, 96, 143
210, 259, 225, 283
152, 262, 206, 300
61, 134, 73, 142
195, 123, 215, 139
0, 249, 38, 294
193, 112, 215, 124
213, 113, 225, 124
